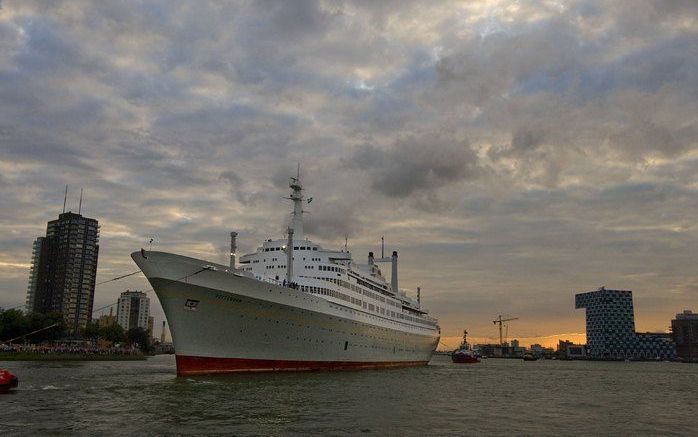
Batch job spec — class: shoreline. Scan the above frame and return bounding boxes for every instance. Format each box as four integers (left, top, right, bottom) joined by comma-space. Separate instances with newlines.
0, 352, 146, 362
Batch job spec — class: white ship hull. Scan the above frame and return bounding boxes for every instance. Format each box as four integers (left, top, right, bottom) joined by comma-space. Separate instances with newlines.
132, 251, 440, 375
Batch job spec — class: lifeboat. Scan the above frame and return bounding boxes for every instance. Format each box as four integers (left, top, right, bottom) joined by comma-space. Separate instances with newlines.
0, 369, 18, 393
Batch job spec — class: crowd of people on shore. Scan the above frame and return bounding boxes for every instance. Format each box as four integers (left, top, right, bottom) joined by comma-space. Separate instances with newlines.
0, 343, 141, 355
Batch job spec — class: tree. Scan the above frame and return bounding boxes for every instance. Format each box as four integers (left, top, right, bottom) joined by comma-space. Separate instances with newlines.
26, 312, 66, 343
0, 309, 29, 342
83, 321, 100, 341
127, 327, 152, 353
99, 323, 125, 344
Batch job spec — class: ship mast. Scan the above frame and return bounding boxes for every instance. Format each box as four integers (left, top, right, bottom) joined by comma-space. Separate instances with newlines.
288, 165, 305, 240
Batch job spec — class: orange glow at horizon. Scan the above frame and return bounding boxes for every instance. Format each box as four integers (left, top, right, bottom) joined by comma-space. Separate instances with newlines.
439, 332, 587, 350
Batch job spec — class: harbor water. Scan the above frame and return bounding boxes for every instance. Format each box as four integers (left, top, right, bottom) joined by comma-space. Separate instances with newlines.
1, 354, 696, 436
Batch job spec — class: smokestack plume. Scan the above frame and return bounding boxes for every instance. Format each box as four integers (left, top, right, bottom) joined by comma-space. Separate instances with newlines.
391, 250, 398, 292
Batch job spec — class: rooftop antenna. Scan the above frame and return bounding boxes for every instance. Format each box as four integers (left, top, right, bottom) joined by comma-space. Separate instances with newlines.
344, 234, 348, 252
78, 188, 83, 215
62, 185, 68, 213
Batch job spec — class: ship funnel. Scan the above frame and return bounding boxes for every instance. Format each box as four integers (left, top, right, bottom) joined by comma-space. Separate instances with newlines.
391, 250, 398, 292
368, 251, 374, 266
229, 231, 238, 269
286, 227, 294, 283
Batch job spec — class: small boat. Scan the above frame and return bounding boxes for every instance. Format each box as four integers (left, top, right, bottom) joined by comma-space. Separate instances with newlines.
522, 353, 538, 361
0, 369, 18, 393
452, 329, 481, 364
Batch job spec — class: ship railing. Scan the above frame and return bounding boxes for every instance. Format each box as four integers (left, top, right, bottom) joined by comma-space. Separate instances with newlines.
259, 275, 304, 290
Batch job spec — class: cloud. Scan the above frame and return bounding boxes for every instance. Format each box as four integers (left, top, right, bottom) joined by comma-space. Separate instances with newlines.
304, 200, 360, 240
0, 0, 696, 341
348, 134, 479, 198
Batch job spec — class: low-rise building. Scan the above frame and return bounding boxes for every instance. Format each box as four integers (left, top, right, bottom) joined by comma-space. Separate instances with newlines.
474, 342, 524, 358
557, 340, 586, 359
529, 343, 555, 358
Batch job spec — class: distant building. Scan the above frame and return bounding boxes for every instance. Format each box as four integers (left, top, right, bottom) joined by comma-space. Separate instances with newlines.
529, 343, 554, 358
557, 340, 586, 359
116, 290, 150, 332
474, 343, 499, 357
25, 211, 100, 336
97, 307, 116, 328
474, 342, 523, 358
575, 287, 676, 360
566, 345, 586, 359
672, 310, 698, 362
510, 339, 525, 357
148, 316, 154, 338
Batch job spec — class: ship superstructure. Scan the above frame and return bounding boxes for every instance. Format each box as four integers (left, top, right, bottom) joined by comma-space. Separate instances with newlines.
132, 174, 440, 375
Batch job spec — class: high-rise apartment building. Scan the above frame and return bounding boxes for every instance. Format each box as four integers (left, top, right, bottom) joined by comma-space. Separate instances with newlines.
575, 287, 676, 360
116, 290, 150, 332
26, 211, 100, 336
25, 237, 48, 313
672, 310, 698, 362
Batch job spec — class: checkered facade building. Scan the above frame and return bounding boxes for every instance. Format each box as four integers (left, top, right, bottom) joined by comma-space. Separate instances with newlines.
575, 287, 676, 360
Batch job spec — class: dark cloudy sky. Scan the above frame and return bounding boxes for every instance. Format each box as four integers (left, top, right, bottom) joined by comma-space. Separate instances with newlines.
1, 0, 696, 347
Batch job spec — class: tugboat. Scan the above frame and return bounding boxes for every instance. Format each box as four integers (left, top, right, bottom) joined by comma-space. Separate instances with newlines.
0, 369, 18, 393
451, 330, 481, 364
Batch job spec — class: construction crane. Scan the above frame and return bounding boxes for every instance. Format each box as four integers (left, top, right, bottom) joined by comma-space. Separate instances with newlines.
493, 315, 518, 346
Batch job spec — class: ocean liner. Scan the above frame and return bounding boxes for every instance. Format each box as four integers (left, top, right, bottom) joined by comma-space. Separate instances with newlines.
132, 174, 440, 375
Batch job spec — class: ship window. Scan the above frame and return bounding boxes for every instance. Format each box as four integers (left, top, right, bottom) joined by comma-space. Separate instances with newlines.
313, 247, 317, 251
294, 246, 299, 250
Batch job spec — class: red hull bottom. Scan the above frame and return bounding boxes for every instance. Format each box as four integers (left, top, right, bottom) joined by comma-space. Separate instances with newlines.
176, 355, 429, 376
